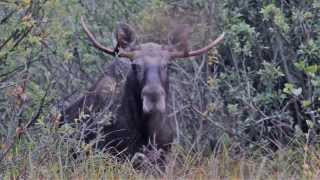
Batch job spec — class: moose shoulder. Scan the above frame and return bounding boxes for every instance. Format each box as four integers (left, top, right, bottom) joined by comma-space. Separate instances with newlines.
62, 16, 224, 159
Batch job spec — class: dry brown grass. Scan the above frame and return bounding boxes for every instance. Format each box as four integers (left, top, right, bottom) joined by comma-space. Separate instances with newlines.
2, 142, 320, 180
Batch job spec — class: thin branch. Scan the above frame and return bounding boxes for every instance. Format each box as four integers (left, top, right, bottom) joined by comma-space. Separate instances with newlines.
190, 105, 235, 137
0, 59, 39, 81
0, 77, 54, 162
25, 78, 53, 129
12, 26, 33, 49
0, 29, 19, 51
0, 10, 16, 24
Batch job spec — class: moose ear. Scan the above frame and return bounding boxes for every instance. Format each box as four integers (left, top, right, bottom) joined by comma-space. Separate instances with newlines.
167, 24, 191, 54
115, 23, 137, 49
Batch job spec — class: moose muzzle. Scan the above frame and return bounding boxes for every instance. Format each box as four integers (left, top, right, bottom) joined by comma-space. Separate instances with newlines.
141, 85, 166, 114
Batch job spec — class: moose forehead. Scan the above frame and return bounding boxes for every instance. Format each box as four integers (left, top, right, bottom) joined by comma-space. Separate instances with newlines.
133, 43, 171, 65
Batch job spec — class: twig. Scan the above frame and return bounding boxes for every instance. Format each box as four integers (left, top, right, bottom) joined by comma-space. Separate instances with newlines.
0, 29, 19, 51
0, 106, 25, 163
12, 26, 33, 49
0, 59, 39, 81
0, 141, 15, 162
0, 9, 15, 24
25, 80, 53, 129
0, 80, 53, 162
190, 105, 235, 137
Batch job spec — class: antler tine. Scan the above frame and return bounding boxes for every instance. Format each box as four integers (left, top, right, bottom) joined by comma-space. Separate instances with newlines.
80, 16, 134, 59
172, 32, 225, 59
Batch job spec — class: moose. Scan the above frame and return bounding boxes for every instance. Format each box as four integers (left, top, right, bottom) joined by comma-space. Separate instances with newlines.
61, 16, 224, 161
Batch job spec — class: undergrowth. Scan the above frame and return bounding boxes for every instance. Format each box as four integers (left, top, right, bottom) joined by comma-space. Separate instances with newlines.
1, 134, 320, 180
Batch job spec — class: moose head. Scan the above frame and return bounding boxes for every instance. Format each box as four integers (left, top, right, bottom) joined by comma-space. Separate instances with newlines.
80, 17, 224, 117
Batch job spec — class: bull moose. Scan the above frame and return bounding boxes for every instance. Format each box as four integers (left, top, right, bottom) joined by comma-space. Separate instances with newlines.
61, 16, 224, 161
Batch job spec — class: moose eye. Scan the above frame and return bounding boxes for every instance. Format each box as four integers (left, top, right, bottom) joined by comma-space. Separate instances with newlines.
160, 64, 167, 71
132, 63, 144, 81
132, 63, 142, 73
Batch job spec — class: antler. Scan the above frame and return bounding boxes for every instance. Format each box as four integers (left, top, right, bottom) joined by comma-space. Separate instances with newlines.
80, 16, 134, 59
171, 32, 225, 59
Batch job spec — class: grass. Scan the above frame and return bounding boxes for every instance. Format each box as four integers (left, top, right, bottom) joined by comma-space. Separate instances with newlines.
2, 136, 320, 180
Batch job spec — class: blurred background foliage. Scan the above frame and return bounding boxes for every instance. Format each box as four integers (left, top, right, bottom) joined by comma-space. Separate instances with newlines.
0, 0, 320, 178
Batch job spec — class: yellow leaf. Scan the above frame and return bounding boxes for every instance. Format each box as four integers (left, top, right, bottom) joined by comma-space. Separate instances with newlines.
21, 0, 31, 6
63, 51, 73, 62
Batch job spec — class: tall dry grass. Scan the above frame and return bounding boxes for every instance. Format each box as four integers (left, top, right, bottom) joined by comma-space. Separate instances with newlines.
2, 135, 320, 180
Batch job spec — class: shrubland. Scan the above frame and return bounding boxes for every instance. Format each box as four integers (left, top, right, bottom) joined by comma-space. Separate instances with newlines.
0, 0, 319, 179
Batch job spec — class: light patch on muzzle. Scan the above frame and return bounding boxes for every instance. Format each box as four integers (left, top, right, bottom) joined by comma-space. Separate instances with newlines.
142, 95, 166, 114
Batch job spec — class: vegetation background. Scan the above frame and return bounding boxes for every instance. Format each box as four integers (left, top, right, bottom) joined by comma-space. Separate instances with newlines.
0, 0, 319, 179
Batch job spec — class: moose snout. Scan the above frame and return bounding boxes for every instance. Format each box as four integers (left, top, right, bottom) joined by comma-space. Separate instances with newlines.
141, 85, 166, 114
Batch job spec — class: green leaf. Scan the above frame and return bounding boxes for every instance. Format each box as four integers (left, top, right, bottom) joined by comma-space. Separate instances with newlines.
292, 87, 302, 96
302, 100, 311, 108
294, 60, 306, 71
283, 83, 302, 96
261, 4, 289, 32
306, 120, 314, 128
283, 83, 294, 94
63, 51, 73, 62
305, 65, 318, 74
227, 104, 238, 114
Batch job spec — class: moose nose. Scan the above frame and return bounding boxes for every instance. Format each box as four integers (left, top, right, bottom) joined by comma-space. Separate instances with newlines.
141, 85, 166, 113
142, 85, 164, 101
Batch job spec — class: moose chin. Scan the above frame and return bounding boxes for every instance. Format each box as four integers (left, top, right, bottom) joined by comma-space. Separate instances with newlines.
61, 16, 224, 164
